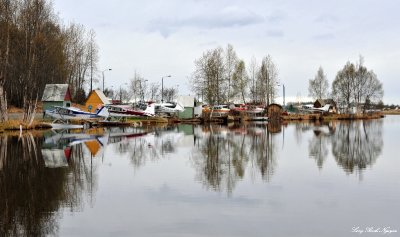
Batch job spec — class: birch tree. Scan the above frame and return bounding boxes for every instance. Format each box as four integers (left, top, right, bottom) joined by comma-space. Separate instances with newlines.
308, 66, 329, 100
248, 56, 258, 103
332, 58, 383, 113
224, 44, 238, 102
257, 55, 278, 106
232, 60, 249, 103
191, 47, 225, 105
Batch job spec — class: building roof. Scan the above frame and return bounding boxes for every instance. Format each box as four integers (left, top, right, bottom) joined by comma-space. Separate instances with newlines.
267, 103, 283, 109
88, 90, 111, 105
42, 84, 71, 102
177, 96, 195, 107
314, 99, 336, 107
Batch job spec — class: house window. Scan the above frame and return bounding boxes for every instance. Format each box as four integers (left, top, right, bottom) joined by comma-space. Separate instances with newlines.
66, 102, 71, 107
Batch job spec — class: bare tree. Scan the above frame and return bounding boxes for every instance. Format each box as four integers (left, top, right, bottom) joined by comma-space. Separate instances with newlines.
332, 58, 383, 113
162, 87, 178, 102
224, 44, 238, 102
257, 55, 278, 106
248, 56, 258, 103
148, 82, 160, 102
332, 62, 356, 112
88, 29, 99, 92
191, 47, 225, 105
0, 0, 16, 122
232, 60, 249, 103
308, 66, 329, 100
0, 0, 99, 115
129, 71, 145, 103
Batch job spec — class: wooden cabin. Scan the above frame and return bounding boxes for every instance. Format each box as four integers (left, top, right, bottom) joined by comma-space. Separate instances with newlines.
313, 99, 337, 113
267, 103, 283, 120
41, 84, 72, 111
85, 90, 111, 112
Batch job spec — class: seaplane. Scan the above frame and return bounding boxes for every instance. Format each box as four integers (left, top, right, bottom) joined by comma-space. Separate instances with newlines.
246, 105, 268, 121
210, 105, 230, 117
154, 102, 184, 115
300, 104, 332, 113
45, 106, 109, 120
45, 106, 110, 129
105, 102, 155, 118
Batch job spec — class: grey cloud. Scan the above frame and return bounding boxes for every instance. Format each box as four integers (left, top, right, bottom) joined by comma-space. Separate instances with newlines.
148, 6, 264, 37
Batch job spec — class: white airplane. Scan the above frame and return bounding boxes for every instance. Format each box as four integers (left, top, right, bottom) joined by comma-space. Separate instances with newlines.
300, 104, 331, 113
312, 104, 331, 112
105, 103, 155, 118
45, 106, 109, 120
155, 102, 184, 114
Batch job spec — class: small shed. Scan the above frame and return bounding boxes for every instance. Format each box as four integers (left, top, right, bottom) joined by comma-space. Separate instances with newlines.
314, 99, 337, 113
85, 90, 111, 112
177, 96, 195, 119
267, 103, 283, 120
41, 84, 72, 111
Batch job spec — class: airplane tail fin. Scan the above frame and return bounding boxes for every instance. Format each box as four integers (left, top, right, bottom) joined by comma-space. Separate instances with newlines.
96, 106, 110, 118
144, 103, 155, 116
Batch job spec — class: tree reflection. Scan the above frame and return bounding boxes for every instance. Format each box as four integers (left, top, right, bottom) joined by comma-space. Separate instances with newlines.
251, 125, 277, 181
301, 119, 383, 173
331, 120, 383, 174
192, 123, 278, 195
307, 122, 335, 169
0, 133, 97, 237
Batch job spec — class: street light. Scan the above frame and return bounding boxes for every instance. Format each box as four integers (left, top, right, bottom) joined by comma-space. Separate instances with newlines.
277, 83, 285, 107
102, 68, 112, 93
161, 75, 171, 103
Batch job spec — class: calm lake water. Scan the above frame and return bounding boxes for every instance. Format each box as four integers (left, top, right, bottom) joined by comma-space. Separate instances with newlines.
1, 116, 399, 237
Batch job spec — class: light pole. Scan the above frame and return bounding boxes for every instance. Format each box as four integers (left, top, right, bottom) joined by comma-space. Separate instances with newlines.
102, 68, 112, 93
277, 83, 285, 107
161, 75, 171, 103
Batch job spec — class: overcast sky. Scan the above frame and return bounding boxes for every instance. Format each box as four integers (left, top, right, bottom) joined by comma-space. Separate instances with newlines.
53, 0, 400, 104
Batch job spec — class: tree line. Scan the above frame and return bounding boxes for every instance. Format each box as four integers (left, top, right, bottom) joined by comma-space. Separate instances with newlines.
102, 71, 179, 104
308, 56, 383, 112
190, 44, 279, 106
0, 0, 98, 123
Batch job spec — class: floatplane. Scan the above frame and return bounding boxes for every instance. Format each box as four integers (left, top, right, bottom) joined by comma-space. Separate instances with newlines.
300, 104, 332, 113
45, 106, 110, 129
45, 103, 156, 129
105, 102, 155, 118
45, 106, 108, 120
154, 102, 184, 116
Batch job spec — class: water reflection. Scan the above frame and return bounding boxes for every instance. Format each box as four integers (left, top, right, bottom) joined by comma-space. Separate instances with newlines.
191, 123, 278, 195
331, 120, 383, 174
297, 120, 383, 173
0, 133, 96, 237
0, 119, 387, 236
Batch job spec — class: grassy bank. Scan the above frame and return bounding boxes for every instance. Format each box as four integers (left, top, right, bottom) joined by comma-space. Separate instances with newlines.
0, 120, 52, 132
381, 110, 400, 115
